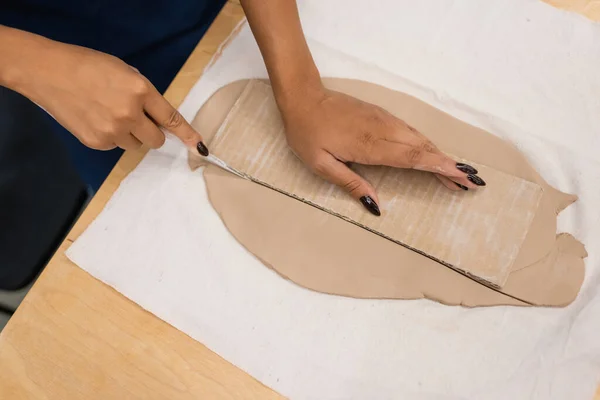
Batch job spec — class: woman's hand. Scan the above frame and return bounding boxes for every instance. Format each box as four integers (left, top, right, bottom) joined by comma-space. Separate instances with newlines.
3, 28, 205, 153
279, 85, 486, 215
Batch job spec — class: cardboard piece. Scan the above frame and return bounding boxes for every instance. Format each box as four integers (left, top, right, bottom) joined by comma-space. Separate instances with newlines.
208, 81, 542, 288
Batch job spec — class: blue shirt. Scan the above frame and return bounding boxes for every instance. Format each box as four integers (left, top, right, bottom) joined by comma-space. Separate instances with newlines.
1, 0, 226, 189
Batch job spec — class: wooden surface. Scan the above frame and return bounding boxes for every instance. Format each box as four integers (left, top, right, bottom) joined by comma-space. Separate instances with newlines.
0, 1, 597, 399
543, 0, 600, 20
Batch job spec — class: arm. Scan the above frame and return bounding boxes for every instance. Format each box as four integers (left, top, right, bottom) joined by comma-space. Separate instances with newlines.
241, 1, 485, 215
239, 0, 321, 110
0, 26, 55, 97
0, 25, 32, 90
0, 25, 205, 153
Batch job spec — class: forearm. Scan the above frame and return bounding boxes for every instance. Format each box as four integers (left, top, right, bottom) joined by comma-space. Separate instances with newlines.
240, 0, 322, 108
0, 26, 39, 91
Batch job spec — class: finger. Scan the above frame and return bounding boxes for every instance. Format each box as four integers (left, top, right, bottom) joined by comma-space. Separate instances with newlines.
399, 135, 487, 188
426, 148, 486, 189
435, 174, 466, 191
132, 115, 165, 149
368, 140, 486, 185
387, 120, 484, 187
367, 141, 459, 175
115, 133, 142, 151
313, 153, 381, 216
142, 84, 205, 151
383, 115, 443, 152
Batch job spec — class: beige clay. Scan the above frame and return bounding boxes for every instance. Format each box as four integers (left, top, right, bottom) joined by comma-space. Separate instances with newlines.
189, 79, 586, 307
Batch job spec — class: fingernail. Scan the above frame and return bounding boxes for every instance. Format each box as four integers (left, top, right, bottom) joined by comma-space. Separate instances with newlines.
455, 182, 469, 191
456, 163, 478, 174
467, 174, 486, 186
360, 196, 381, 216
196, 142, 209, 156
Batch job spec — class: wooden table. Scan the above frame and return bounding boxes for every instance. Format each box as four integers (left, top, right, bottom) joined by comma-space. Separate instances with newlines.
0, 2, 597, 399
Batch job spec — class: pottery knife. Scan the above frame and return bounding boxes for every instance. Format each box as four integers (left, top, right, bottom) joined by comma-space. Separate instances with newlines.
203, 153, 250, 180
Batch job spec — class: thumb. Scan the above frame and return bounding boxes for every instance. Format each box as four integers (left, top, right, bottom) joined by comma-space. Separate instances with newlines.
313, 154, 381, 216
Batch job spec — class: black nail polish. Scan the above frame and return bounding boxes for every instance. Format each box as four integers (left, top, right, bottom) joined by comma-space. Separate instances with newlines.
456, 163, 478, 175
196, 142, 209, 157
455, 182, 469, 191
360, 196, 381, 216
467, 174, 486, 186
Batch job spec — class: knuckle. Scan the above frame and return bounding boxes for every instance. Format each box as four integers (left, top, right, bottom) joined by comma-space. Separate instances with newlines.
99, 120, 119, 136
405, 146, 425, 166
311, 157, 330, 176
421, 139, 435, 152
406, 124, 419, 134
115, 106, 136, 121
163, 110, 183, 129
342, 178, 362, 194
131, 77, 149, 96
358, 131, 375, 147
148, 133, 166, 149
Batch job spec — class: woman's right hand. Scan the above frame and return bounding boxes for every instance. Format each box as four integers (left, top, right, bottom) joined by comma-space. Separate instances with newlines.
5, 29, 204, 152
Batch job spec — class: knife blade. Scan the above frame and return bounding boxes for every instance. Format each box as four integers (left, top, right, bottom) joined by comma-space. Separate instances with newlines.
203, 153, 250, 180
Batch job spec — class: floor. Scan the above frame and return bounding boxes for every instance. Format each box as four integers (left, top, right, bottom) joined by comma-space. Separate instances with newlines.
0, 284, 32, 331
0, 315, 9, 332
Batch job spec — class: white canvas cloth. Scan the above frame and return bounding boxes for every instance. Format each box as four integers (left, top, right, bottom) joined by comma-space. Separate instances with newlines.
68, 1, 600, 398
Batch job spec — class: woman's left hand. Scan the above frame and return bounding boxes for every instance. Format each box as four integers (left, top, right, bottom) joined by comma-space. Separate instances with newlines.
278, 85, 486, 216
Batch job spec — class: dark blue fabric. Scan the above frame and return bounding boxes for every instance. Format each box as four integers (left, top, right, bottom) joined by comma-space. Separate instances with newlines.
1, 0, 226, 189
0, 86, 87, 289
